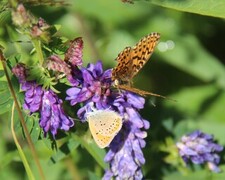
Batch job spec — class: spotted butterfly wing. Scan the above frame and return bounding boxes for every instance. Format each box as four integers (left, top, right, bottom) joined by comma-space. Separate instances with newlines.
111, 33, 175, 100
112, 32, 160, 85
89, 128, 115, 149
112, 47, 132, 84
130, 33, 160, 79
87, 110, 123, 148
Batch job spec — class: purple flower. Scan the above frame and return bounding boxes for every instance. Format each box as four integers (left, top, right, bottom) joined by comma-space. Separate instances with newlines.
22, 81, 44, 113
66, 60, 112, 116
176, 130, 223, 173
103, 93, 149, 180
12, 64, 74, 137
66, 61, 150, 179
39, 90, 74, 138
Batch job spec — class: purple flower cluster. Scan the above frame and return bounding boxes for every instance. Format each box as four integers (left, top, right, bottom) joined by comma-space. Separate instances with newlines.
39, 90, 74, 137
12, 64, 74, 138
176, 130, 223, 173
66, 61, 112, 119
66, 60, 150, 179
103, 93, 150, 180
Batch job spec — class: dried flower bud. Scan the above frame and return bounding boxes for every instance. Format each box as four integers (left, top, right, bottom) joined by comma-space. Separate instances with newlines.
31, 25, 43, 37
11, 4, 32, 27
37, 18, 49, 30
65, 37, 83, 67
46, 55, 71, 75
31, 18, 51, 43
12, 63, 28, 82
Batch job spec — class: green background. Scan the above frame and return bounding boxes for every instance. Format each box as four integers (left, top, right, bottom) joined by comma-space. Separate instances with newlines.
0, 0, 225, 179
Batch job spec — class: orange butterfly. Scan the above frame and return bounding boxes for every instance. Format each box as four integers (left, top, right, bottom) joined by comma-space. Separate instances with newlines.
112, 33, 174, 100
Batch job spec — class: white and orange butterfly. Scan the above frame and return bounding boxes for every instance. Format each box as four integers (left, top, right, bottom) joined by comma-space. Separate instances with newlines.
86, 109, 123, 148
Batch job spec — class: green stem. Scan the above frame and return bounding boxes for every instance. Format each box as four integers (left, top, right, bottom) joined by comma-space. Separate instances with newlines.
32, 39, 44, 65
11, 103, 35, 180
0, 50, 46, 180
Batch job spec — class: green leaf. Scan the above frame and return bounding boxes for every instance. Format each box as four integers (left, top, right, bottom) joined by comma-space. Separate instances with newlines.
88, 171, 101, 180
0, 82, 12, 114
159, 35, 225, 89
0, 150, 20, 169
0, 81, 7, 91
0, 10, 10, 26
24, 114, 41, 143
165, 85, 221, 117
150, 0, 225, 19
73, 134, 108, 169
0, 70, 4, 77
48, 139, 80, 165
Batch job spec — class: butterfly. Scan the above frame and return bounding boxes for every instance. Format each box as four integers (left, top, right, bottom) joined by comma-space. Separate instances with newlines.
112, 32, 171, 99
86, 109, 123, 148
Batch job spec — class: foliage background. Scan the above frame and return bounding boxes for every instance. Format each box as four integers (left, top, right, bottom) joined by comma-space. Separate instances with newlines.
0, 0, 225, 179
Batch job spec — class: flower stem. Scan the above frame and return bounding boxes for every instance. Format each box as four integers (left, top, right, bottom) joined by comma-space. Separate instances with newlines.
0, 49, 46, 180
11, 103, 35, 180
32, 39, 44, 65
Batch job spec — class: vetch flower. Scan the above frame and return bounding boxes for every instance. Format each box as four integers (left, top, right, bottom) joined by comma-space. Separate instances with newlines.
64, 37, 83, 67
22, 81, 44, 113
176, 130, 223, 173
66, 60, 112, 114
12, 64, 74, 137
66, 61, 150, 179
39, 90, 74, 137
103, 92, 150, 180
46, 55, 72, 76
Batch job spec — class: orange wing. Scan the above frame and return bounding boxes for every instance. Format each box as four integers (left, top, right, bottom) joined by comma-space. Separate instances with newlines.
112, 33, 160, 85
129, 33, 160, 79
112, 47, 131, 83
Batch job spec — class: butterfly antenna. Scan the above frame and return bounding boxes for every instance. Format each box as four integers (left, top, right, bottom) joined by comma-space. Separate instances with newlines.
118, 85, 176, 102
145, 91, 177, 102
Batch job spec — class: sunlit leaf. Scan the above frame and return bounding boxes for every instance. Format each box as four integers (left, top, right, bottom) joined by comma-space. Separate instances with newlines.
150, 0, 225, 19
